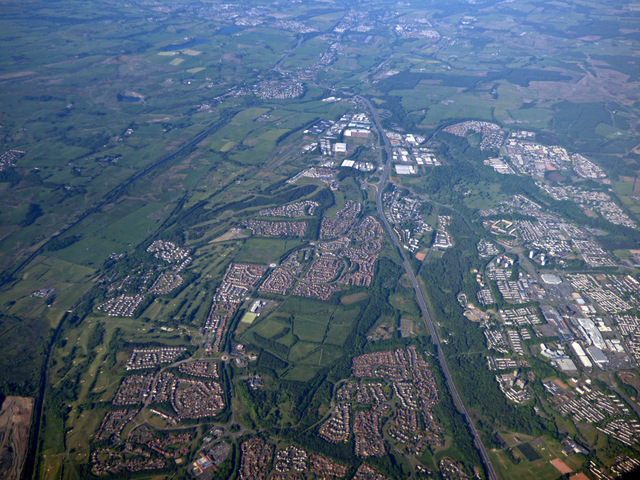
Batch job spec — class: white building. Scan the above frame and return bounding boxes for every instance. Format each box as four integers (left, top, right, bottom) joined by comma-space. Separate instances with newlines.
570, 342, 593, 368
395, 165, 416, 175
333, 142, 347, 153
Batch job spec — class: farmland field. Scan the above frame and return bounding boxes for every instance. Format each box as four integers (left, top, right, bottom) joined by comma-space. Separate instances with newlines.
2, 0, 640, 479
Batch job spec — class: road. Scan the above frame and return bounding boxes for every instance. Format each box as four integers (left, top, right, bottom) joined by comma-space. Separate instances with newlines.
357, 95, 499, 480
22, 113, 238, 479
274, 36, 303, 74
273, 10, 349, 76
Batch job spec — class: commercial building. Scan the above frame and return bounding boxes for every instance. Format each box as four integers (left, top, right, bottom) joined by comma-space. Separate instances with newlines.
586, 347, 609, 369
578, 318, 606, 350
395, 165, 416, 175
570, 342, 593, 368
541, 274, 562, 285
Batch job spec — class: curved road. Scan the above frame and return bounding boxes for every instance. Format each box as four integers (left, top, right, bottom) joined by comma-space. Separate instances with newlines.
357, 95, 498, 480
23, 113, 238, 479
274, 36, 303, 74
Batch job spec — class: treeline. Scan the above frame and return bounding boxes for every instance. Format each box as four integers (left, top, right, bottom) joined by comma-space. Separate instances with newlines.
20, 203, 43, 226
282, 426, 355, 463
419, 217, 558, 444
105, 328, 124, 371
223, 184, 319, 214
307, 187, 336, 240
86, 322, 105, 351
422, 215, 486, 353
484, 68, 570, 87
238, 365, 331, 434
370, 94, 414, 131
0, 315, 49, 397
431, 357, 483, 470
45, 234, 82, 252
364, 453, 410, 478
449, 354, 554, 439
0, 167, 22, 186
341, 256, 403, 354
254, 339, 288, 363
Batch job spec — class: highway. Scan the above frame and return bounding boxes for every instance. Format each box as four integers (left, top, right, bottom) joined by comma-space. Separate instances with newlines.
357, 95, 499, 480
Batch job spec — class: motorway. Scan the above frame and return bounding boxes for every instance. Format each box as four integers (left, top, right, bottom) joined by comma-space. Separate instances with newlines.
357, 95, 499, 480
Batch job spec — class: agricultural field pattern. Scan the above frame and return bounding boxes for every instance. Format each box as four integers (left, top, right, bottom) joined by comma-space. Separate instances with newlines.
1, 0, 640, 479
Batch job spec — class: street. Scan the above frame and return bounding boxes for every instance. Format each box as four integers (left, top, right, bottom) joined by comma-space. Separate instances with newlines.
357, 95, 499, 480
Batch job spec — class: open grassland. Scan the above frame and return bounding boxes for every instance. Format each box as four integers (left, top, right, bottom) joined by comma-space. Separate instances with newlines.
490, 434, 585, 480
235, 238, 305, 264
238, 293, 358, 371
1, 256, 95, 321
282, 365, 321, 382
2, 1, 640, 479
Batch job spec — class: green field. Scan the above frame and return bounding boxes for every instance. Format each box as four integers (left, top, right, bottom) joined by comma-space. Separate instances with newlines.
238, 294, 360, 371
235, 238, 306, 264
2, 0, 640, 479
491, 435, 584, 480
